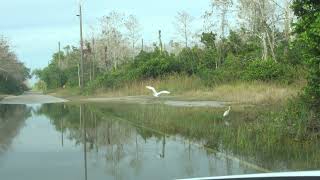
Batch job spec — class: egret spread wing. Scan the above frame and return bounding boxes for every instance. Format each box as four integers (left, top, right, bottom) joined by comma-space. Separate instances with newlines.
146, 86, 157, 94
223, 110, 229, 117
158, 91, 170, 95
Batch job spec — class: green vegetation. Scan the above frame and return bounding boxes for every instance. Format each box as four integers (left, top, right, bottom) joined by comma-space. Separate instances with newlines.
0, 37, 30, 94
35, 32, 303, 94
34, 1, 307, 96
292, 0, 320, 111
33, 1, 319, 142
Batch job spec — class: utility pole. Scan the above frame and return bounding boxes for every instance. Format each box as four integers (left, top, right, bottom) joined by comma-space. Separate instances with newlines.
141, 38, 144, 51
104, 46, 108, 67
83, 105, 88, 180
158, 30, 163, 53
91, 37, 95, 80
58, 41, 61, 68
78, 4, 84, 89
58, 41, 62, 87
61, 118, 64, 147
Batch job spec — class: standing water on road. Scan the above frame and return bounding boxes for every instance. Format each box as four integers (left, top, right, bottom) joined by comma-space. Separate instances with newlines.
0, 102, 319, 180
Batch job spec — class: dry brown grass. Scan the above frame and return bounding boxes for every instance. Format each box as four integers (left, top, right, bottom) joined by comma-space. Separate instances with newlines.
92, 75, 302, 104
95, 75, 205, 97
181, 82, 301, 104
46, 88, 82, 99
52, 75, 302, 104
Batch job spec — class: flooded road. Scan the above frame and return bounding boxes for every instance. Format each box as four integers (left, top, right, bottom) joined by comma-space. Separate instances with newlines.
0, 92, 68, 104
0, 102, 319, 180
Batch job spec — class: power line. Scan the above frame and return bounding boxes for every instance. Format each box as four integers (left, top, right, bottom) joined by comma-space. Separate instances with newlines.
270, 0, 286, 10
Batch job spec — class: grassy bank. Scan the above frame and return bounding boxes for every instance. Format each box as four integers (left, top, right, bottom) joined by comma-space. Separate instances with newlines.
0, 94, 8, 101
51, 75, 303, 104
46, 88, 81, 99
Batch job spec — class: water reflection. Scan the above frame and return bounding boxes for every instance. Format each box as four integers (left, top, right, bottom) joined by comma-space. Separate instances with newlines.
0, 104, 31, 154
81, 105, 88, 180
0, 102, 319, 180
40, 103, 262, 179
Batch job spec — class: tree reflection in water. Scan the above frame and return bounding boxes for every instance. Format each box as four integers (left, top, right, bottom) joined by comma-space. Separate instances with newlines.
0, 104, 31, 154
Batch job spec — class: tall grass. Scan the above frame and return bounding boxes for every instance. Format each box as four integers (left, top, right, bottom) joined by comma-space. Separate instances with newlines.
87, 74, 301, 104
46, 87, 82, 98
183, 81, 300, 104
93, 74, 205, 97
50, 72, 302, 105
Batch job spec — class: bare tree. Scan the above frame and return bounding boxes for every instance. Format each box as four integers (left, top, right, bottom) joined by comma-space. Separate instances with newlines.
125, 15, 141, 55
283, 0, 293, 58
203, 0, 233, 68
168, 40, 183, 54
238, 0, 278, 61
99, 11, 131, 70
0, 37, 28, 83
174, 11, 194, 48
202, 5, 215, 33
213, 0, 233, 39
215, 0, 233, 66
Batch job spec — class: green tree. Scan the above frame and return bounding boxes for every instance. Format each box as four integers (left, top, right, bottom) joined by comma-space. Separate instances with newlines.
33, 52, 67, 89
177, 47, 203, 75
292, 0, 320, 109
200, 32, 218, 69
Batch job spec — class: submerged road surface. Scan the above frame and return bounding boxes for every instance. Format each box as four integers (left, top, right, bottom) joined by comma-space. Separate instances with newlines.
0, 91, 68, 104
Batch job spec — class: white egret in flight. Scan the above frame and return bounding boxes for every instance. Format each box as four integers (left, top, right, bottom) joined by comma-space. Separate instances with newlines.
146, 86, 170, 97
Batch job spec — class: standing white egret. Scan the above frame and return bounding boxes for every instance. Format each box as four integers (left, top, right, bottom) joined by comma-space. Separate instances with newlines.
146, 86, 170, 97
223, 106, 231, 117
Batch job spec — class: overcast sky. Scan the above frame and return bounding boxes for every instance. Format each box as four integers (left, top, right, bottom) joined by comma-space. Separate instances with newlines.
1, 0, 210, 71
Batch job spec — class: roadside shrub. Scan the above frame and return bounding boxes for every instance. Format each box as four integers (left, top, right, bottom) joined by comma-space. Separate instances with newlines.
197, 68, 214, 86
132, 50, 152, 68
34, 80, 47, 92
0, 76, 28, 94
198, 55, 245, 85
100, 70, 127, 88
269, 97, 320, 141
137, 54, 179, 79
243, 60, 294, 83
197, 49, 216, 71
64, 66, 79, 87
177, 47, 204, 75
